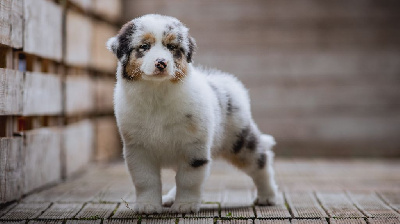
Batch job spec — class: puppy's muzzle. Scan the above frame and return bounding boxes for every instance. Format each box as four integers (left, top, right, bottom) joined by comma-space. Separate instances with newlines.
155, 58, 167, 71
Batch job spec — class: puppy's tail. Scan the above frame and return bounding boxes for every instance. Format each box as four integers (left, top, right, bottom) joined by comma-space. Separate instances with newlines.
260, 134, 276, 152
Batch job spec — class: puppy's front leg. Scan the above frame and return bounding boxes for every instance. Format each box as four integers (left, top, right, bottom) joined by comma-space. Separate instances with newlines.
171, 151, 210, 213
124, 146, 162, 214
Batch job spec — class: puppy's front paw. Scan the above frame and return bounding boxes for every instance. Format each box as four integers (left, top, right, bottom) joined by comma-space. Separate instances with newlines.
254, 194, 278, 206
162, 194, 175, 207
133, 202, 162, 214
171, 201, 200, 213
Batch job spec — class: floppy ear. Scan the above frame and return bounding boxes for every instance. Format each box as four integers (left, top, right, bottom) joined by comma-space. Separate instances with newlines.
186, 36, 197, 63
106, 36, 119, 56
106, 21, 136, 59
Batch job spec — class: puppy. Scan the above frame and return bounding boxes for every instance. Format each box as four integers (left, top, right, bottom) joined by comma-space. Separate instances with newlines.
107, 14, 278, 214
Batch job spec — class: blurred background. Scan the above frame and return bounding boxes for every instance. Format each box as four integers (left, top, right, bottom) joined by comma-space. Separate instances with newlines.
0, 0, 399, 205
123, 0, 400, 157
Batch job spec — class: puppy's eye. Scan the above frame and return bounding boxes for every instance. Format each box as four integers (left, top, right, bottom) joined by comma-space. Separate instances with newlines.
139, 43, 151, 51
166, 44, 177, 51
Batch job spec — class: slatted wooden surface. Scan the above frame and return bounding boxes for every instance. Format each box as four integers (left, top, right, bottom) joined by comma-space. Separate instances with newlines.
1, 159, 399, 223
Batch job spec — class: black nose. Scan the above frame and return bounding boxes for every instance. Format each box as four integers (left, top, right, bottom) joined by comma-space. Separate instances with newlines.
155, 58, 167, 71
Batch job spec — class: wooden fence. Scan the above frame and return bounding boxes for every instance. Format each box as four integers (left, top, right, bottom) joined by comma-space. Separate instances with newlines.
0, 0, 122, 204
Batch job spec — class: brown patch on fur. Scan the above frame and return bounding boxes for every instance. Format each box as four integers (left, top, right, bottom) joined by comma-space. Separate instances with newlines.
222, 153, 249, 169
125, 53, 144, 81
170, 60, 188, 83
142, 33, 156, 44
187, 121, 197, 134
162, 33, 176, 45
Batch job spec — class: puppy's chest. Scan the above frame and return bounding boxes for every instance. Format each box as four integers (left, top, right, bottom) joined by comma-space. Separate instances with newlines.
124, 101, 198, 146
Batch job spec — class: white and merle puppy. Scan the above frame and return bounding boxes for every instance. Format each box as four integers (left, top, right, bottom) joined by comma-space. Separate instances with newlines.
107, 14, 278, 214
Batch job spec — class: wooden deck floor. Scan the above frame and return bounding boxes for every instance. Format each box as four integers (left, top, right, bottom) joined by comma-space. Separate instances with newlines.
1, 159, 400, 223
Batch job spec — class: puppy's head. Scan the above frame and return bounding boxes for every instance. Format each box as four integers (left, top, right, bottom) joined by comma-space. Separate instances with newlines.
107, 14, 196, 82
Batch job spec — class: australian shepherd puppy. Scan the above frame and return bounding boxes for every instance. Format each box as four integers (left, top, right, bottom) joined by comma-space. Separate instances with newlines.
107, 14, 278, 214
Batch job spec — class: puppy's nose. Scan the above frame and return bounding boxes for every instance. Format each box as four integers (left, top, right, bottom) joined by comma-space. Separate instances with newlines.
155, 58, 167, 71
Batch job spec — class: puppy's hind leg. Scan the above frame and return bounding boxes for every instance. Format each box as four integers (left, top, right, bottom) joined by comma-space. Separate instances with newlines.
162, 185, 176, 207
250, 134, 279, 205
225, 133, 278, 206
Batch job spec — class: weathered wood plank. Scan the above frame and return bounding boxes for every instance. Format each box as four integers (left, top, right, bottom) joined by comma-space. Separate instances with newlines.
65, 221, 101, 224
23, 72, 62, 115
0, 203, 17, 217
146, 208, 181, 218
37, 203, 83, 219
24, 0, 62, 61
367, 218, 400, 224
285, 191, 328, 218
0, 0, 23, 48
256, 115, 400, 142
378, 191, 400, 212
254, 193, 291, 219
0, 137, 23, 203
291, 220, 328, 224
92, 183, 130, 203
56, 182, 103, 203
23, 128, 62, 194
65, 74, 95, 115
249, 84, 400, 116
94, 117, 121, 163
95, 78, 114, 113
220, 207, 255, 218
0, 69, 23, 115
111, 203, 141, 219
254, 220, 290, 224
28, 221, 64, 224
104, 220, 139, 224
329, 218, 367, 224
63, 120, 94, 177
0, 221, 25, 224
178, 219, 214, 224
141, 219, 177, 224
348, 192, 399, 218
92, 0, 122, 23
65, 10, 92, 67
90, 21, 117, 73
316, 192, 365, 218
0, 203, 51, 220
184, 203, 219, 218
75, 203, 117, 219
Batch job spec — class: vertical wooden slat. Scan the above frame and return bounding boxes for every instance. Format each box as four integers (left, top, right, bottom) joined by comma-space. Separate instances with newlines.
23, 128, 62, 194
94, 117, 121, 162
23, 72, 63, 115
0, 0, 23, 48
0, 69, 24, 115
90, 21, 117, 73
24, 0, 62, 61
63, 119, 94, 177
0, 137, 23, 203
65, 10, 92, 67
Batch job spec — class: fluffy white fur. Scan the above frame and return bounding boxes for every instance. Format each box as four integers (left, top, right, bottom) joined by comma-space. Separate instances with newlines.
107, 14, 278, 214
